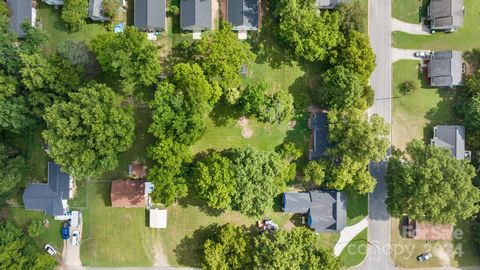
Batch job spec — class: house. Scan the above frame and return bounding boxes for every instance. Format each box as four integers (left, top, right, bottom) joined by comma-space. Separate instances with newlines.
134, 0, 167, 32
431, 125, 470, 160
149, 209, 167, 228
404, 218, 453, 240
128, 163, 147, 179
42, 0, 64, 5
428, 0, 464, 32
427, 50, 464, 87
227, 0, 259, 39
309, 111, 332, 161
283, 190, 347, 232
180, 0, 212, 39
111, 180, 148, 207
315, 0, 347, 9
89, 0, 109, 21
6, 0, 36, 37
23, 162, 74, 219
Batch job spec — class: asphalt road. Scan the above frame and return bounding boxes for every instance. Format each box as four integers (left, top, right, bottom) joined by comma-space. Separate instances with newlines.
355, 0, 396, 269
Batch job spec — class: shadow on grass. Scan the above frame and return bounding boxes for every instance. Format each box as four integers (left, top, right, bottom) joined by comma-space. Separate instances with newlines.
177, 194, 224, 217
174, 223, 221, 267
209, 100, 243, 127
97, 182, 112, 207
278, 112, 310, 172
453, 219, 480, 267
423, 89, 456, 142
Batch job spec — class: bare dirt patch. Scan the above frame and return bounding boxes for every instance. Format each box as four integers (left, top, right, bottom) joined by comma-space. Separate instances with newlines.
433, 244, 452, 267
238, 117, 254, 139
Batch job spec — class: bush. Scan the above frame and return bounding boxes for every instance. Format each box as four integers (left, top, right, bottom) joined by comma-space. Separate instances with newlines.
167, 5, 180, 16
303, 161, 327, 186
102, 0, 121, 19
398, 80, 419, 95
27, 219, 46, 238
363, 85, 375, 107
61, 0, 88, 32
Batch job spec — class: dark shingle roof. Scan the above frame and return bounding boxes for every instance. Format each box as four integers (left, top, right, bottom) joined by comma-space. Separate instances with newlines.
309, 111, 333, 161
23, 162, 71, 216
431, 125, 466, 160
428, 50, 463, 87
134, 0, 167, 31
429, 0, 464, 30
283, 190, 347, 232
227, 0, 258, 31
180, 0, 212, 31
6, 0, 33, 37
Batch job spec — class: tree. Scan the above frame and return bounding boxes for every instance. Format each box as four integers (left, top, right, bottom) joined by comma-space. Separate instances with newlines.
464, 48, 480, 71
331, 31, 375, 82
0, 2, 21, 74
0, 145, 30, 203
239, 82, 268, 115
20, 22, 48, 54
90, 27, 162, 86
27, 219, 45, 238
192, 152, 235, 210
463, 94, 480, 131
253, 227, 340, 270
0, 71, 18, 101
277, 142, 302, 162
191, 21, 254, 89
398, 80, 419, 95
321, 66, 366, 110
61, 0, 88, 32
337, 0, 367, 33
271, 0, 340, 62
101, 0, 120, 19
303, 160, 327, 186
363, 85, 375, 108
386, 140, 480, 224
43, 84, 134, 178
0, 97, 35, 133
57, 40, 92, 67
202, 224, 252, 270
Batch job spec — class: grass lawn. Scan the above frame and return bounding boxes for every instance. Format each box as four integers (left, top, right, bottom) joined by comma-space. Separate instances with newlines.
7, 207, 65, 253
392, 0, 428, 24
38, 3, 108, 54
392, 60, 455, 149
453, 220, 480, 267
338, 228, 368, 268
346, 192, 368, 226
393, 0, 480, 50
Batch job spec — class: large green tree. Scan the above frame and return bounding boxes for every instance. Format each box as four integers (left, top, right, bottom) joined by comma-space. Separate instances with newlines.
91, 26, 162, 86
0, 145, 30, 203
0, 2, 20, 74
43, 84, 134, 178
61, 0, 88, 32
321, 66, 366, 110
271, 0, 340, 62
386, 140, 480, 224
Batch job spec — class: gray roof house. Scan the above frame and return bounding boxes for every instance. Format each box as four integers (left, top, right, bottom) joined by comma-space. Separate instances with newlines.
428, 0, 464, 31
227, 0, 258, 38
283, 190, 347, 232
134, 0, 167, 31
23, 162, 73, 217
89, 0, 110, 21
427, 50, 464, 87
6, 0, 36, 37
180, 0, 212, 37
431, 125, 470, 160
315, 0, 347, 9
309, 111, 332, 161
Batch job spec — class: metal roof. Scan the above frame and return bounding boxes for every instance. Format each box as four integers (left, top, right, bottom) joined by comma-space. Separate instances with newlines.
428, 50, 463, 87
6, 0, 33, 37
431, 125, 466, 160
180, 0, 212, 31
134, 0, 167, 31
227, 0, 258, 31
429, 0, 464, 30
283, 190, 347, 232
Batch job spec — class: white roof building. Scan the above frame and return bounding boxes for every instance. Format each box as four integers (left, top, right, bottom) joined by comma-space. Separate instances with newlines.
149, 209, 167, 229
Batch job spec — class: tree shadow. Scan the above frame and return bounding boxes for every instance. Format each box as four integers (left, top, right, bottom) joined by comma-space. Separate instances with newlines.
174, 223, 221, 267
423, 89, 456, 143
279, 112, 311, 172
208, 100, 243, 127
127, 0, 135, 26
177, 194, 225, 217
98, 182, 112, 207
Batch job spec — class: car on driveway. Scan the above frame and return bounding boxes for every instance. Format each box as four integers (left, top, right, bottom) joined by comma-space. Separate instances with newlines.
414, 51, 429, 58
44, 244, 57, 256
61, 221, 70, 240
72, 230, 80, 246
417, 252, 432, 262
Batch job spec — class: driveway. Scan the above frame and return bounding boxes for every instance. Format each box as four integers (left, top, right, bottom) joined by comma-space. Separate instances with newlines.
62, 218, 82, 267
392, 18, 430, 35
392, 48, 424, 62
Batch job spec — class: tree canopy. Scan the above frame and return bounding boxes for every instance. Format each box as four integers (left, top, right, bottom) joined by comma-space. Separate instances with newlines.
43, 84, 134, 178
386, 140, 480, 224
61, 0, 88, 32
0, 144, 30, 203
91, 26, 162, 86
321, 66, 366, 110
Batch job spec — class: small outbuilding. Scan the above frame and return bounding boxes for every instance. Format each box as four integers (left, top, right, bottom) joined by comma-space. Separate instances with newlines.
128, 163, 147, 179
309, 111, 332, 161
149, 209, 167, 228
404, 218, 453, 240
111, 180, 147, 208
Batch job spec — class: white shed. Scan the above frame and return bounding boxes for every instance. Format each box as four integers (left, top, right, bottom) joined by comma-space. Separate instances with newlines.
149, 209, 167, 228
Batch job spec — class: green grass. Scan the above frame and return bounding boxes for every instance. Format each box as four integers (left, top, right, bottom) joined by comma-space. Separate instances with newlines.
7, 207, 65, 252
38, 3, 108, 53
347, 192, 368, 226
453, 220, 480, 267
393, 0, 480, 50
392, 60, 455, 149
338, 228, 368, 268
392, 0, 428, 24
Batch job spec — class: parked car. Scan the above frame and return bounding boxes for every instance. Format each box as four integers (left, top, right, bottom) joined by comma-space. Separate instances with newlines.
61, 221, 70, 240
44, 244, 57, 256
72, 230, 80, 246
414, 51, 429, 58
417, 253, 432, 262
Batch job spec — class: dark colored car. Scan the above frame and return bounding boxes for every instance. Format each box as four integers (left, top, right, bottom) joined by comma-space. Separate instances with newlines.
416, 253, 432, 262
61, 221, 70, 240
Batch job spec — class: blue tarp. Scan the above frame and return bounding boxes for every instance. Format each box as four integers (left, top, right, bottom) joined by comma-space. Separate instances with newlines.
114, 23, 125, 33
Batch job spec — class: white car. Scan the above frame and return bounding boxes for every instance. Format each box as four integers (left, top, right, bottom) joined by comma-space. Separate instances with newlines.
44, 244, 57, 256
72, 230, 80, 246
414, 51, 429, 58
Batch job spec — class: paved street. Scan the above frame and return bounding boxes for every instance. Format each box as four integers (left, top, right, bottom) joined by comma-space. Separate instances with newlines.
356, 0, 396, 268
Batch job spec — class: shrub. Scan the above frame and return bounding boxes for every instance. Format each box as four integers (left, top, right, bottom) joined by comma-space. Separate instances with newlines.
398, 80, 419, 95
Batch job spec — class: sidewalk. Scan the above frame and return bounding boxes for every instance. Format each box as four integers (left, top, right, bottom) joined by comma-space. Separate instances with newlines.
334, 217, 368, 256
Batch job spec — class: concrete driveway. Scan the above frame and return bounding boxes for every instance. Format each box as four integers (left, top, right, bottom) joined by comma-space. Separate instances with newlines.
392, 18, 430, 35
392, 48, 425, 62
62, 219, 82, 267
